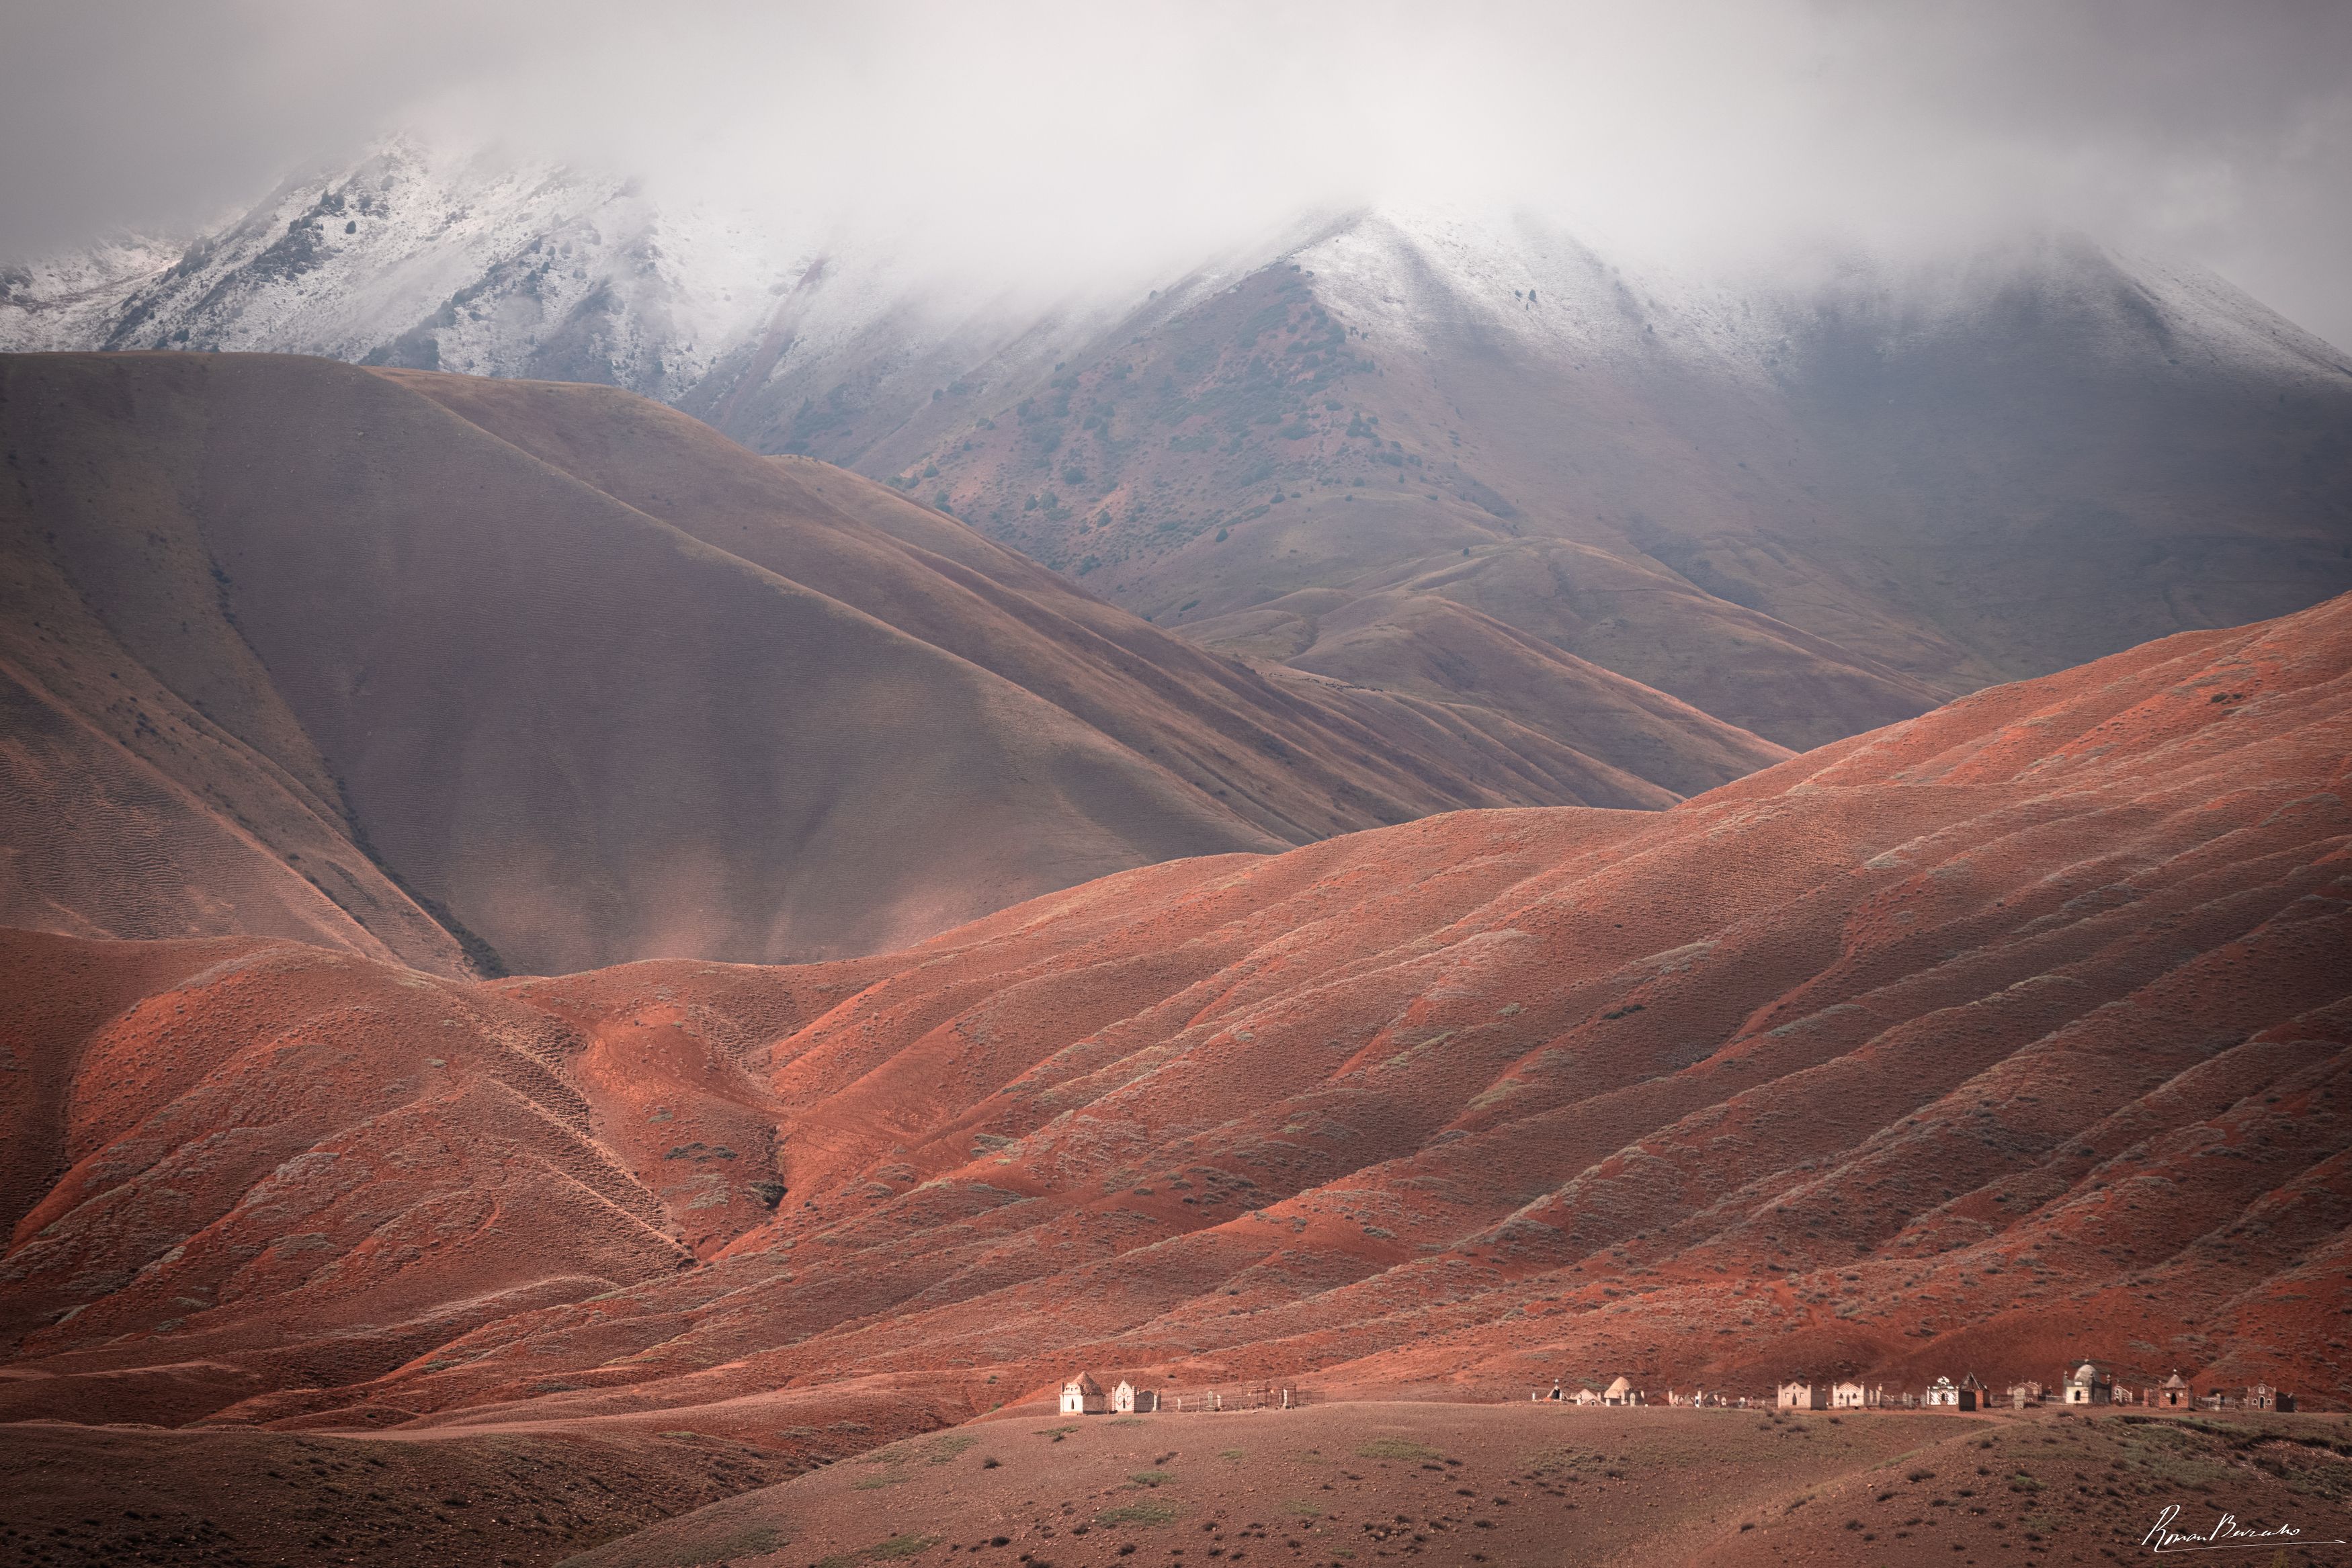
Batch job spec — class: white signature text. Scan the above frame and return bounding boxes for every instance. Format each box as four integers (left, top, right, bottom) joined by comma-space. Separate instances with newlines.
2142, 1503, 2347, 1553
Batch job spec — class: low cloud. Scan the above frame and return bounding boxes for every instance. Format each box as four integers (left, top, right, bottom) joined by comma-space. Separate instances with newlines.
6, 0, 2349, 345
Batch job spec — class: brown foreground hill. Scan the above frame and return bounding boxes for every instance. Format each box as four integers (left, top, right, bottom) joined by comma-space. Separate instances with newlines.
567, 1401, 2352, 1568
10, 1399, 2347, 1567
0, 352, 1783, 976
1, 593, 2344, 1563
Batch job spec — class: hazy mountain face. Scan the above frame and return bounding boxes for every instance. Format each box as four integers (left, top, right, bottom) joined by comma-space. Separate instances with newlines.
7, 147, 2352, 751
725, 212, 2352, 745
3, 351, 1789, 975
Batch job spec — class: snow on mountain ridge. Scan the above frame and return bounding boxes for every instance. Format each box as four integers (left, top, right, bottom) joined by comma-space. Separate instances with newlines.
1296, 207, 2352, 400
0, 138, 823, 399
0, 232, 185, 353
13, 137, 2339, 437
1293, 206, 1787, 385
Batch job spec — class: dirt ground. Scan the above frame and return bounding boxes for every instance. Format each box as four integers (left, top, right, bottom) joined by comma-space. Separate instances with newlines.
5, 1401, 2347, 1566
0, 1419, 794, 1567
558, 1401, 2352, 1568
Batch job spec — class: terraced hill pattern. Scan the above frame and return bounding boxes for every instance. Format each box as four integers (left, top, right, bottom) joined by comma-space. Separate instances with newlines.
3, 590, 2344, 1490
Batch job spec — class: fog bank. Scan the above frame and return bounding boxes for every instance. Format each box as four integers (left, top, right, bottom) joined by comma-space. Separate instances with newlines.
5, 1, 2348, 347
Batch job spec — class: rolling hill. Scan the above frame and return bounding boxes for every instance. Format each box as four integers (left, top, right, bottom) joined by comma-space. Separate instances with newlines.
0, 351, 1781, 975
3, 591, 2342, 1475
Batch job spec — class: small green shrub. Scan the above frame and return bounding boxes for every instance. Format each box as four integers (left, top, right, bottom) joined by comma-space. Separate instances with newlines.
1355, 1438, 1439, 1461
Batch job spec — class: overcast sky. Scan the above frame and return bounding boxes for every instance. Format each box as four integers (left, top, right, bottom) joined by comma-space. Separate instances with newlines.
5, 0, 2349, 347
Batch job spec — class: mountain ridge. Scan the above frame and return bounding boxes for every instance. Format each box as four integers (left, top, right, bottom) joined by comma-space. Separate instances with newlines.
12, 144, 2348, 755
